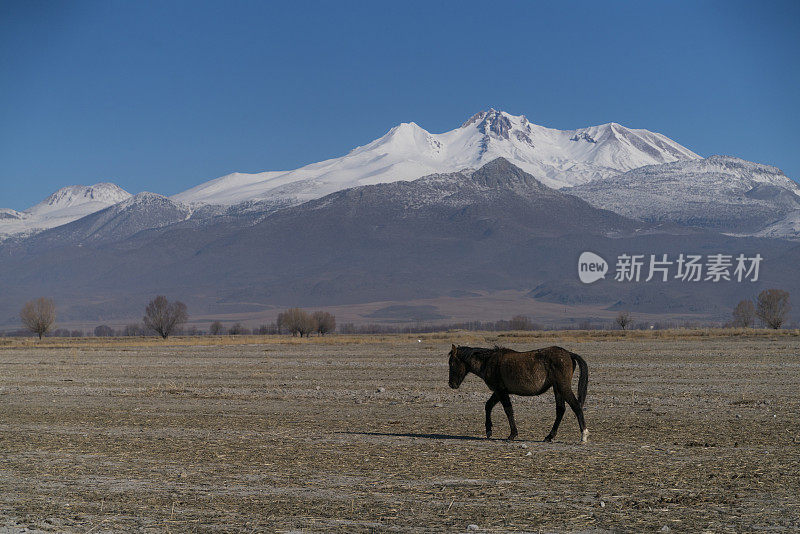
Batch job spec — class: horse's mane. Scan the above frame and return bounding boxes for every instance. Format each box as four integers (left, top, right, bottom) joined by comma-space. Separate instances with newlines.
458, 345, 510, 361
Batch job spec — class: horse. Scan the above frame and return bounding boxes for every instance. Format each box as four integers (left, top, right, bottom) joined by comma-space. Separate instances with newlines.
447, 344, 589, 443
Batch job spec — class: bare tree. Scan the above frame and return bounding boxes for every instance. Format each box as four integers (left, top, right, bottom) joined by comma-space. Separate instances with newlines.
209, 321, 224, 335
228, 323, 244, 335
312, 311, 336, 335
143, 296, 188, 339
278, 308, 320, 337
297, 313, 316, 337
20, 297, 56, 339
509, 315, 533, 331
731, 299, 755, 328
756, 289, 791, 329
94, 325, 115, 337
278, 308, 305, 336
615, 311, 632, 330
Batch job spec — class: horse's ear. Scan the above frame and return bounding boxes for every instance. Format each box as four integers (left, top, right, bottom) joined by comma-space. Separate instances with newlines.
451, 344, 456, 351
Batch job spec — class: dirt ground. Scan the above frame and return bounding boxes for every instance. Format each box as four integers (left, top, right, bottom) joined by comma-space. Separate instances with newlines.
1, 334, 799, 533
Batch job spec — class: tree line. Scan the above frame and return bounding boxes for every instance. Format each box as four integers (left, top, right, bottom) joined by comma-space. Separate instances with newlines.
17, 295, 189, 339
12, 298, 338, 339
8, 289, 794, 339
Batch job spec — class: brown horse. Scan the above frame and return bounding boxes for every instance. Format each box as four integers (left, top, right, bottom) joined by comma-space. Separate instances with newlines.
448, 345, 589, 442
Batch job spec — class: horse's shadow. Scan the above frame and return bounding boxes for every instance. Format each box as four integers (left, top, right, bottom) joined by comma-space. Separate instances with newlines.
342, 431, 487, 442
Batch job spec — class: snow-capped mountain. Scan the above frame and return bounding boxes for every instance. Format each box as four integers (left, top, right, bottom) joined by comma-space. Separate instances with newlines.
3, 110, 798, 242
172, 109, 700, 206
0, 183, 131, 239
567, 156, 800, 234
28, 192, 194, 245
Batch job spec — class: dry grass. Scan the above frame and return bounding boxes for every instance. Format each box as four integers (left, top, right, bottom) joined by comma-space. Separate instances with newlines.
1, 337, 799, 532
1, 327, 798, 351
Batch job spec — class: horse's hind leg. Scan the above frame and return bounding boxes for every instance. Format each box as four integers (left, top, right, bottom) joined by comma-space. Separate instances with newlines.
564, 390, 589, 443
544, 389, 565, 442
499, 393, 518, 440
485, 392, 500, 439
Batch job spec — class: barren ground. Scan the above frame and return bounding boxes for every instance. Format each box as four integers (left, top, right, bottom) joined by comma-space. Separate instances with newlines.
1, 334, 799, 532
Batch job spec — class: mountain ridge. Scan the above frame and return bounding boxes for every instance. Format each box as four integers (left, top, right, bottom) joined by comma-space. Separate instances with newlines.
1, 110, 798, 241
171, 108, 701, 207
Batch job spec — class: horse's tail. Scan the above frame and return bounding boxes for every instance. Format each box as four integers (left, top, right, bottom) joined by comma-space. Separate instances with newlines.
569, 351, 589, 407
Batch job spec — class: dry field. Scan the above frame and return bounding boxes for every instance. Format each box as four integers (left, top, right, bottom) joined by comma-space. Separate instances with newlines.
1, 332, 799, 533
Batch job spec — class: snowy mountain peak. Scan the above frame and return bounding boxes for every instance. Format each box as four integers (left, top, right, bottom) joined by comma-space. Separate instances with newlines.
171, 109, 703, 207
0, 182, 132, 240
0, 208, 24, 221
27, 182, 131, 217
461, 108, 531, 140
361, 121, 441, 153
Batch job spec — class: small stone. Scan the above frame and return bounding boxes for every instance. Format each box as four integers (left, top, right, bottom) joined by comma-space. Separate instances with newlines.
377, 387, 385, 393
520, 443, 528, 449
600, 500, 605, 508
315, 386, 321, 390
434, 403, 443, 408
525, 451, 532, 456
467, 525, 480, 531
661, 526, 670, 532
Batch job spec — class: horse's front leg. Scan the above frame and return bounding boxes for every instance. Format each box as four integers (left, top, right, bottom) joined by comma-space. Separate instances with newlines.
500, 393, 518, 440
485, 392, 500, 438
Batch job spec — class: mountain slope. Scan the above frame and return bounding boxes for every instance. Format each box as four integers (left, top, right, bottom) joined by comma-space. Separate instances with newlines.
567, 156, 800, 235
0, 183, 131, 239
172, 109, 700, 206
25, 192, 194, 245
756, 210, 800, 240
0, 159, 641, 321
1, 159, 798, 327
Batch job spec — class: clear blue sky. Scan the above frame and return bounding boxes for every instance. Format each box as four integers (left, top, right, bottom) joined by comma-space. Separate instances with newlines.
1, 0, 798, 209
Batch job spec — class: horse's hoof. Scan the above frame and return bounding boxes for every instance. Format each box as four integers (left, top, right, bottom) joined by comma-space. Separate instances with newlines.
486, 430, 492, 439
543, 436, 553, 443
581, 429, 589, 443
506, 433, 517, 441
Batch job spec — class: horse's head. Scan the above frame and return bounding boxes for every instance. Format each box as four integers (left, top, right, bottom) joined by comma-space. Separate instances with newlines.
448, 344, 468, 389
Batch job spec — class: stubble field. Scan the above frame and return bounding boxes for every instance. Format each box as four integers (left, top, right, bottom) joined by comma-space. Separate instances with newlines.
1, 333, 799, 533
